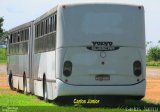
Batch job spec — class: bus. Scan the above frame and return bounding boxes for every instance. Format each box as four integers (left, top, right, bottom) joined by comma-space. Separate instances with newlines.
7, 2, 146, 101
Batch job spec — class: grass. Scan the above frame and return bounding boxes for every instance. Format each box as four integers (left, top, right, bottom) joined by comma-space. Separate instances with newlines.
0, 60, 6, 64
0, 93, 123, 112
0, 48, 7, 64
0, 92, 160, 112
146, 61, 160, 67
0, 94, 53, 106
147, 66, 160, 68
0, 48, 6, 60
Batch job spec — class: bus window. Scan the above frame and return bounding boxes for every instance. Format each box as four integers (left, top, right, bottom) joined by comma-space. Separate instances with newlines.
54, 14, 57, 31
10, 34, 13, 43
41, 21, 44, 36
17, 32, 20, 42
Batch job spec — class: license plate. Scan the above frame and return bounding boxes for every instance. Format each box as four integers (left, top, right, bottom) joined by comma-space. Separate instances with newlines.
95, 75, 110, 81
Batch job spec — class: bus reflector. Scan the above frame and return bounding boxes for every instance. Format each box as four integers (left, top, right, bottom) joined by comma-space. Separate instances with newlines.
133, 61, 142, 76
63, 61, 72, 77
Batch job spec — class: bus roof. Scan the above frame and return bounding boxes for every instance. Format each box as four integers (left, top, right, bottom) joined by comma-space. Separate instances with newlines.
59, 2, 142, 7
34, 2, 143, 24
9, 2, 143, 32
9, 21, 34, 33
34, 6, 58, 24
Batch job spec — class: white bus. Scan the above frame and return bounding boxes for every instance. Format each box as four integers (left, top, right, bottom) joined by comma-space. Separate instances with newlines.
7, 2, 146, 101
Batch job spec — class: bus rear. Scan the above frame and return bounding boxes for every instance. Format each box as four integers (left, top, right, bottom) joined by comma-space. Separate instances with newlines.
55, 3, 145, 99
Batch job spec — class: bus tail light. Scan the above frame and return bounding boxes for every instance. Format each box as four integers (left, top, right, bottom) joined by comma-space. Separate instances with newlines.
63, 61, 72, 77
133, 61, 142, 76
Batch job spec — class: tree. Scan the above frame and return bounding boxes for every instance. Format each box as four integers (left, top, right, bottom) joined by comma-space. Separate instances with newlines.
0, 17, 4, 38
0, 17, 8, 46
147, 46, 160, 61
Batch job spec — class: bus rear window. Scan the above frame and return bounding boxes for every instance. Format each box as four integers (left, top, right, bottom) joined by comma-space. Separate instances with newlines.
82, 12, 123, 35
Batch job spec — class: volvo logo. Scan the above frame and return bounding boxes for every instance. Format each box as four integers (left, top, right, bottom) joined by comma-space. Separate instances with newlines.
86, 41, 120, 51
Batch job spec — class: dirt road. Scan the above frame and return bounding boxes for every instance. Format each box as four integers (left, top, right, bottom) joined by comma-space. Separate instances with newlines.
0, 65, 160, 102
146, 67, 160, 78
0, 64, 6, 74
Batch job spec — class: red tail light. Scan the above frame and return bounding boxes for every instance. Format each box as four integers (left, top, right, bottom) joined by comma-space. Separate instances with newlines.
63, 61, 72, 77
133, 61, 142, 76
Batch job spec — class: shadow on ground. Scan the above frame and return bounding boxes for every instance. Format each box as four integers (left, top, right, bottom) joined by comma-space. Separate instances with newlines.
52, 96, 160, 110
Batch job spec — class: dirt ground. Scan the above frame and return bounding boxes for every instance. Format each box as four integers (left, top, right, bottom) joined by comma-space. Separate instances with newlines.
0, 65, 160, 103
0, 64, 7, 74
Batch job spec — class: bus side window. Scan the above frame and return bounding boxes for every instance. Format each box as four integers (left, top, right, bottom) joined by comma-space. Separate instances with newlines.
15, 32, 18, 54
16, 32, 18, 43
54, 14, 57, 31
24, 29, 26, 41
20, 31, 22, 41
43, 21, 45, 36
51, 15, 54, 32
38, 24, 40, 37
48, 17, 51, 33
10, 34, 13, 44
35, 24, 40, 38
35, 25, 37, 38
26, 28, 29, 40
22, 30, 24, 41
10, 34, 12, 54
41, 21, 44, 36
46, 18, 49, 34
50, 16, 52, 32
17, 32, 20, 42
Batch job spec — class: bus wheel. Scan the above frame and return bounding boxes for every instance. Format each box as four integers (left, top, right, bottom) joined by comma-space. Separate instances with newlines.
43, 77, 48, 101
8, 73, 14, 90
23, 75, 27, 95
132, 96, 144, 101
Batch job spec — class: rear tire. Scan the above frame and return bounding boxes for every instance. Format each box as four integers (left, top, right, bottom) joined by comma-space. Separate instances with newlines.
43, 77, 48, 101
132, 96, 144, 101
8, 74, 14, 90
23, 75, 27, 95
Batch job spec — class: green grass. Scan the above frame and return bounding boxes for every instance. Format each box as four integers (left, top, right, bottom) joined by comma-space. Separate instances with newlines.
0, 48, 6, 60
0, 93, 160, 112
0, 94, 52, 106
146, 66, 160, 68
146, 61, 160, 67
0, 60, 6, 64
0, 48, 7, 64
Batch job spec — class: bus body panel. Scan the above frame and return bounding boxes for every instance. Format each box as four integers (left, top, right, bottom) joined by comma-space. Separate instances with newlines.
59, 47, 145, 85
57, 4, 145, 86
56, 79, 146, 96
7, 22, 32, 91
33, 51, 56, 81
57, 4, 145, 48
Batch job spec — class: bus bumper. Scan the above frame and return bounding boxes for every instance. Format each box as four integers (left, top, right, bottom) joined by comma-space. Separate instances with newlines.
56, 79, 146, 97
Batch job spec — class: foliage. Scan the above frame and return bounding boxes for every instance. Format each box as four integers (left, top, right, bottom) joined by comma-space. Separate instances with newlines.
0, 48, 6, 60
146, 61, 160, 67
0, 48, 6, 64
0, 17, 4, 38
147, 46, 160, 62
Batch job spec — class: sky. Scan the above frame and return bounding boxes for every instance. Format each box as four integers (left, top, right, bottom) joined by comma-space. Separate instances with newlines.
0, 0, 160, 46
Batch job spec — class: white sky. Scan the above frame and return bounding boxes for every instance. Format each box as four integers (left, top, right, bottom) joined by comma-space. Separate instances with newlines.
0, 0, 160, 45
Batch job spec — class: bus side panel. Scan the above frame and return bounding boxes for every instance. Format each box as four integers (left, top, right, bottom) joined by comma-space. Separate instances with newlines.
18, 54, 29, 91
55, 48, 67, 79
10, 55, 19, 89
138, 48, 146, 79
33, 51, 56, 98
